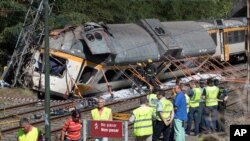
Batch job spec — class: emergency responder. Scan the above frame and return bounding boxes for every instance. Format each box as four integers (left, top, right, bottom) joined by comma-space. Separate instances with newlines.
18, 118, 43, 141
132, 63, 146, 92
153, 90, 174, 141
91, 97, 112, 141
186, 80, 202, 136
129, 98, 154, 141
199, 79, 207, 134
173, 85, 187, 141
203, 79, 219, 133
145, 59, 157, 87
147, 88, 158, 109
214, 79, 228, 132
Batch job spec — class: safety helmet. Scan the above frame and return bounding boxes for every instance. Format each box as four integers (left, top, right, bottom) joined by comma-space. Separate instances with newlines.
148, 59, 153, 63
137, 63, 142, 66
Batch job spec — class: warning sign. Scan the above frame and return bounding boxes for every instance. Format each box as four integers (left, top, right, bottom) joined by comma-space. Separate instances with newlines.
90, 120, 123, 138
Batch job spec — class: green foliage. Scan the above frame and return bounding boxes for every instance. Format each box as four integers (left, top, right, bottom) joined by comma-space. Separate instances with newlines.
0, 0, 234, 70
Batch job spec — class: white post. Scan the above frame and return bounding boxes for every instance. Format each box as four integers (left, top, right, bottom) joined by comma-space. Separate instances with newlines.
124, 121, 128, 141
83, 119, 87, 141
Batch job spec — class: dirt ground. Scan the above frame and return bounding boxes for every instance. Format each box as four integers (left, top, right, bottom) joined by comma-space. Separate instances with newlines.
0, 88, 36, 98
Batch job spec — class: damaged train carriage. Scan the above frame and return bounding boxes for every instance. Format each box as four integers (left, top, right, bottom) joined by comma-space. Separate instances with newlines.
18, 19, 217, 98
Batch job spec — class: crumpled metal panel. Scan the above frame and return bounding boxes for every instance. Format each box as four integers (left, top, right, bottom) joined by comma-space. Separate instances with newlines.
138, 19, 181, 57
107, 23, 161, 64
162, 21, 216, 57
82, 29, 112, 54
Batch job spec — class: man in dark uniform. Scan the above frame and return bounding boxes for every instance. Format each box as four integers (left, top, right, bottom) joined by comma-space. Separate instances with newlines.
145, 59, 157, 87
135, 62, 145, 86
214, 79, 228, 132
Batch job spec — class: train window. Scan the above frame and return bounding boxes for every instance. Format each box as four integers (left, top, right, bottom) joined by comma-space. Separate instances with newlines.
98, 70, 118, 83
228, 30, 245, 44
35, 54, 67, 77
79, 66, 98, 83
155, 27, 165, 35
86, 34, 95, 42
94, 32, 102, 40
210, 33, 217, 46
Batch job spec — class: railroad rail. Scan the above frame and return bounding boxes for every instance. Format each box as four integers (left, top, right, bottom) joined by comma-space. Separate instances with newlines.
0, 63, 248, 140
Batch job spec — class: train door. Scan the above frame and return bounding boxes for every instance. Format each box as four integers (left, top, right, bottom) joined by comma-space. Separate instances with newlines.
222, 30, 230, 61
74, 64, 99, 96
218, 29, 229, 61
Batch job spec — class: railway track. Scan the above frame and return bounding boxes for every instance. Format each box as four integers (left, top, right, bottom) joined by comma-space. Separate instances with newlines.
0, 100, 76, 130
0, 63, 248, 140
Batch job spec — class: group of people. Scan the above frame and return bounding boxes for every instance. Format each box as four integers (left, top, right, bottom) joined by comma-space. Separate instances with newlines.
17, 97, 112, 141
129, 78, 228, 141
16, 77, 228, 141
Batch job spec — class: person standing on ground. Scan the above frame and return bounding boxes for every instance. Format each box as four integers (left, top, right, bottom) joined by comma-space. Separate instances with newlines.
130, 98, 154, 141
153, 90, 174, 141
91, 97, 112, 141
214, 79, 228, 132
199, 79, 207, 134
173, 85, 188, 141
18, 117, 43, 141
203, 79, 219, 133
186, 80, 202, 136
60, 110, 82, 141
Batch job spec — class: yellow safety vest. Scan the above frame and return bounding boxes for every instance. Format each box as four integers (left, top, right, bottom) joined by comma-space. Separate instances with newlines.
205, 86, 219, 107
133, 105, 154, 136
185, 94, 190, 113
147, 93, 158, 108
91, 107, 111, 120
156, 98, 173, 121
190, 88, 202, 108
18, 127, 39, 141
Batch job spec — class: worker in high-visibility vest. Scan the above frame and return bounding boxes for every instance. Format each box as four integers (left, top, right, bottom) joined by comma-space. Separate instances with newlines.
214, 79, 228, 132
147, 88, 158, 110
186, 80, 202, 136
152, 90, 174, 141
91, 97, 112, 141
129, 98, 154, 141
202, 79, 219, 133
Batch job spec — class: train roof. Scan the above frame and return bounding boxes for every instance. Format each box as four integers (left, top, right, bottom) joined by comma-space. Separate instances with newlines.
45, 18, 223, 64
198, 18, 247, 30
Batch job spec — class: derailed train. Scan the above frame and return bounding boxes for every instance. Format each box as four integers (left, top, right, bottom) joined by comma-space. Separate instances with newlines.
2, 18, 247, 98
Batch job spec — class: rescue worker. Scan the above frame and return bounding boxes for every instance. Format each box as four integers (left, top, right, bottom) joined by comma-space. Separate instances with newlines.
203, 79, 219, 133
186, 80, 202, 136
199, 79, 207, 134
173, 85, 188, 141
129, 98, 154, 141
153, 90, 174, 141
147, 88, 158, 110
18, 118, 43, 141
133, 62, 146, 92
145, 59, 157, 87
214, 79, 228, 132
91, 97, 112, 141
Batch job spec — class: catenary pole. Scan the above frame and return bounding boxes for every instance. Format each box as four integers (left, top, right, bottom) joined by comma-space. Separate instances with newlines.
44, 0, 51, 140
247, 0, 250, 112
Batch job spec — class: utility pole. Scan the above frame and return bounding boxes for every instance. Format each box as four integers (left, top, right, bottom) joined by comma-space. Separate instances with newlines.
44, 0, 51, 140
247, 0, 250, 112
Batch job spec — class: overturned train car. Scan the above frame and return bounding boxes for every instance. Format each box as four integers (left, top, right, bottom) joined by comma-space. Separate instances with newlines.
2, 18, 246, 98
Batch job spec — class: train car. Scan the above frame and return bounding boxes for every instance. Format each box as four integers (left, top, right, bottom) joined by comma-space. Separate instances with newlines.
2, 18, 247, 98
198, 18, 247, 62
